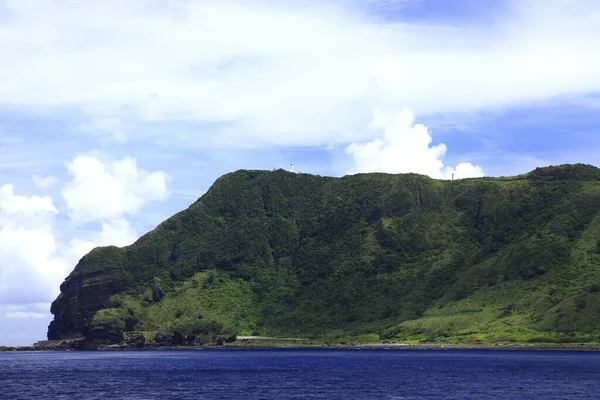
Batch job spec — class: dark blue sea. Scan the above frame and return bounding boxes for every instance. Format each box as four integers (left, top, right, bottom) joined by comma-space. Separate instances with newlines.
1, 349, 599, 399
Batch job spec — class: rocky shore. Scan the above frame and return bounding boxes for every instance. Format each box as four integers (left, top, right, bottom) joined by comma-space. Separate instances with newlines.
3, 340, 600, 352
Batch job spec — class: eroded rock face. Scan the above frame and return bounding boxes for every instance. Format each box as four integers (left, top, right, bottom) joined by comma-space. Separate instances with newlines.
48, 247, 130, 340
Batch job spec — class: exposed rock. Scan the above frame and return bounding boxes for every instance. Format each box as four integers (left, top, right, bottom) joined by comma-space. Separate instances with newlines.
172, 331, 184, 345
125, 333, 146, 348
185, 334, 196, 345
48, 247, 130, 340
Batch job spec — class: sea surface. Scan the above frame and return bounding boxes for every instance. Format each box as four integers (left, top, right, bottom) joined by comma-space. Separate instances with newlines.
1, 349, 599, 399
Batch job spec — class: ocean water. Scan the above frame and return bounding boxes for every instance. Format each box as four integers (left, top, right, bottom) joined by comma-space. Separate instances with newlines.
1, 349, 599, 399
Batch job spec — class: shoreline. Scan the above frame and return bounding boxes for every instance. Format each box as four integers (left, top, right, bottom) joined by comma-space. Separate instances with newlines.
3, 342, 600, 352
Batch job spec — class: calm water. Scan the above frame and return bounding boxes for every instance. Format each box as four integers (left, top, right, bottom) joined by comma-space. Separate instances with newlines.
1, 349, 599, 399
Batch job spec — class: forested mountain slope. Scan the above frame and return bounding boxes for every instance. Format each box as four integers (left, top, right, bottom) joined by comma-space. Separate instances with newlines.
48, 164, 600, 345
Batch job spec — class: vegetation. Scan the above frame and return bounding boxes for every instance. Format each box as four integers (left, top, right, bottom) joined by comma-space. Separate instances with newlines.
48, 164, 600, 345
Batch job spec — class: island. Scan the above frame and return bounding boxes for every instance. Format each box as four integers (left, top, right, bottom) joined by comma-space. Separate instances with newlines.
37, 164, 600, 350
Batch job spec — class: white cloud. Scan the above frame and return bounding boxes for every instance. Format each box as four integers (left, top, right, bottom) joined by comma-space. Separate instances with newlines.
68, 219, 140, 259
449, 163, 485, 180
0, 0, 597, 147
346, 109, 484, 179
0, 184, 57, 217
61, 155, 170, 222
0, 154, 171, 344
0, 185, 67, 304
32, 175, 58, 189
98, 219, 139, 247
62, 238, 95, 267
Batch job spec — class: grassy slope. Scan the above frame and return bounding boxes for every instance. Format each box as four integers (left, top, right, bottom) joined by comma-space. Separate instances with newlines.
49, 164, 600, 344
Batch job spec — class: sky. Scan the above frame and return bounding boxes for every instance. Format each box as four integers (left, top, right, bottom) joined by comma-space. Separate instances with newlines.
0, 0, 599, 346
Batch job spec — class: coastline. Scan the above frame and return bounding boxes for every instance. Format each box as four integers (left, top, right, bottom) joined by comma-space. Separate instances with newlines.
3, 342, 600, 352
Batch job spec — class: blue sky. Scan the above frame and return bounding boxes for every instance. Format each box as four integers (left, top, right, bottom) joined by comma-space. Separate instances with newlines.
0, 0, 599, 345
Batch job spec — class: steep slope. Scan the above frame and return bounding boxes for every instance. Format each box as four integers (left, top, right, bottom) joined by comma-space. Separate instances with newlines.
48, 164, 600, 345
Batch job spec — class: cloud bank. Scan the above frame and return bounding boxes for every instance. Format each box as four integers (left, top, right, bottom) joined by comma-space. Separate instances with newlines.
346, 110, 484, 178
62, 155, 170, 222
0, 0, 597, 148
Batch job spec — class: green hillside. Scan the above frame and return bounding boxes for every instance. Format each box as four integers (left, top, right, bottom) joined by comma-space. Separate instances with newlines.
48, 164, 600, 346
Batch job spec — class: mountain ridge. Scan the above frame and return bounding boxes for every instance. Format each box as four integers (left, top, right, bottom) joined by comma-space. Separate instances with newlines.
48, 163, 600, 347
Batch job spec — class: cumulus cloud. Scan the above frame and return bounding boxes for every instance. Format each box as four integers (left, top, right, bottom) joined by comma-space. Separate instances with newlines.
67, 219, 140, 259
61, 155, 170, 222
0, 184, 66, 304
0, 184, 57, 217
98, 219, 139, 246
451, 162, 485, 180
0, 0, 597, 147
0, 154, 171, 344
346, 109, 484, 179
